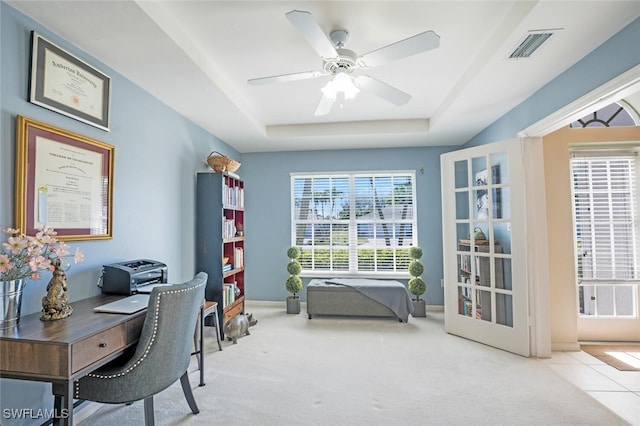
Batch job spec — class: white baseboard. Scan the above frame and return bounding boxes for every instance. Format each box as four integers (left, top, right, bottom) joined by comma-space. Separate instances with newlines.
245, 300, 445, 312
551, 342, 581, 352
245, 300, 290, 308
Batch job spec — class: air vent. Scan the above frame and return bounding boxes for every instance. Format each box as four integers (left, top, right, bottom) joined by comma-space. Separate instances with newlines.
509, 30, 559, 59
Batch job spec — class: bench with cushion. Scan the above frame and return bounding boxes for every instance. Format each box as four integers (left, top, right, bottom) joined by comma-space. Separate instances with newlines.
306, 278, 413, 322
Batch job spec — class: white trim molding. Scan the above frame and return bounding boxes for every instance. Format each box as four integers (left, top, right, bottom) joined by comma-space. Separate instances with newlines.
519, 64, 640, 138
521, 137, 552, 358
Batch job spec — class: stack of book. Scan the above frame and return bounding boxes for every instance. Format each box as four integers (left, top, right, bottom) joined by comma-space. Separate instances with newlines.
222, 218, 236, 239
222, 282, 237, 307
223, 182, 245, 209
223, 262, 233, 273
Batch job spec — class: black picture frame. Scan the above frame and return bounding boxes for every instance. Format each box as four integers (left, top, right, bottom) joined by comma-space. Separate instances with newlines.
29, 31, 111, 131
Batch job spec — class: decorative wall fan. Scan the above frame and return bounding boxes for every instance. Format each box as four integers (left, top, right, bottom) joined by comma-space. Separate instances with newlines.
248, 10, 440, 115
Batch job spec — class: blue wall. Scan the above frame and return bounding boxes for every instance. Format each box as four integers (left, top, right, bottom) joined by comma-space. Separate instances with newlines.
240, 147, 452, 306
0, 3, 237, 422
465, 17, 640, 147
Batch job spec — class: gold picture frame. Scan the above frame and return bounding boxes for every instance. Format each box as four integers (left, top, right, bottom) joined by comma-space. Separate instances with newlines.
15, 115, 114, 241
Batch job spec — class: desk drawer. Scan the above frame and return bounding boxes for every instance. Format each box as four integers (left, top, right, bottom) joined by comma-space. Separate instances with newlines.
72, 324, 126, 373
126, 314, 145, 344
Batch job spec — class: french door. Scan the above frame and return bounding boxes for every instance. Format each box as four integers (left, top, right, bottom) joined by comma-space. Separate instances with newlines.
441, 139, 529, 356
571, 151, 640, 341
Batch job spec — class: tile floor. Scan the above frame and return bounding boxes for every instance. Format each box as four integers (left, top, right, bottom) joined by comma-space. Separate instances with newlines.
540, 350, 640, 425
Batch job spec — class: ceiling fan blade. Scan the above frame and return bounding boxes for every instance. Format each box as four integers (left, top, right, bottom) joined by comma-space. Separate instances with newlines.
359, 30, 440, 68
248, 70, 325, 85
354, 75, 411, 106
314, 92, 336, 116
285, 10, 338, 59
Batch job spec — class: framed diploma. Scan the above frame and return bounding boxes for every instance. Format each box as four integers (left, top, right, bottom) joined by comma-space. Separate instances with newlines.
15, 116, 114, 241
29, 31, 111, 131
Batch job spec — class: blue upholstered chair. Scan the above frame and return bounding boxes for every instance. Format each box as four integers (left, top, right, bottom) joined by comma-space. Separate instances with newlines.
74, 272, 207, 425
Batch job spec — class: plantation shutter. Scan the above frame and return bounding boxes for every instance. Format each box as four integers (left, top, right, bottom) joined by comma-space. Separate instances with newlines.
292, 172, 417, 275
571, 153, 639, 282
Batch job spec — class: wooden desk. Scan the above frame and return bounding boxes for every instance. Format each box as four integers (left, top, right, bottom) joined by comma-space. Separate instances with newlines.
0, 295, 146, 425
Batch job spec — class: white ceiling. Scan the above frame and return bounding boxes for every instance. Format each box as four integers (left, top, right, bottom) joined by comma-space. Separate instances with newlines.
7, 1, 640, 153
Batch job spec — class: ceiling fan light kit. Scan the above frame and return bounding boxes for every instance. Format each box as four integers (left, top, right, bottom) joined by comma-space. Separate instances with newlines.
248, 9, 440, 116
321, 71, 360, 100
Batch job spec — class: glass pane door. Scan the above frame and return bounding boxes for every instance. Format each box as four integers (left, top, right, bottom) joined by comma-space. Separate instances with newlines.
442, 140, 529, 356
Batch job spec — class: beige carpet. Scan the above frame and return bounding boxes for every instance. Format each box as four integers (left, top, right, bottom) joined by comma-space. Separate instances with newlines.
581, 344, 640, 372
80, 303, 628, 425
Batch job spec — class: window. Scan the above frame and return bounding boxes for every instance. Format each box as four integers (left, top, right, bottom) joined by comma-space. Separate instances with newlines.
571, 151, 639, 317
291, 172, 417, 276
570, 101, 639, 128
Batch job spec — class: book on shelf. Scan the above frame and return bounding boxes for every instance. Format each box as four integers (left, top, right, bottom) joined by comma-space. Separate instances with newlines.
223, 263, 233, 273
223, 182, 244, 209
464, 300, 472, 317
222, 218, 236, 239
222, 282, 237, 308
233, 247, 244, 269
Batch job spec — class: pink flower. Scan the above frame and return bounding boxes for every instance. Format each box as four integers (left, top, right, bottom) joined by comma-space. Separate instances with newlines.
54, 242, 70, 257
34, 230, 54, 247
2, 228, 20, 236
3, 236, 29, 254
1, 226, 83, 281
0, 254, 13, 273
41, 226, 57, 237
29, 255, 51, 272
74, 247, 84, 263
27, 245, 42, 256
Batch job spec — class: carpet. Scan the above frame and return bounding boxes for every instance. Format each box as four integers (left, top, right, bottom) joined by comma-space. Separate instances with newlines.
79, 303, 629, 425
581, 344, 640, 371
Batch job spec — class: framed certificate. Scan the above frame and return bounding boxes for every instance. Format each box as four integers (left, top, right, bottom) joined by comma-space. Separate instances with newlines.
29, 31, 111, 131
15, 116, 114, 241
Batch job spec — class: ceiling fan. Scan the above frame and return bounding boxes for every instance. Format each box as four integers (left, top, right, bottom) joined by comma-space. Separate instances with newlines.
247, 10, 440, 116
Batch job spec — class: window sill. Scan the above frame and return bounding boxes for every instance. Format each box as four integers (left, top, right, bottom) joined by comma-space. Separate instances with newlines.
301, 271, 411, 280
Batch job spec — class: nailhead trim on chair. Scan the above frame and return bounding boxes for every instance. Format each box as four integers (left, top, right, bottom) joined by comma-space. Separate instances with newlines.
74, 284, 201, 398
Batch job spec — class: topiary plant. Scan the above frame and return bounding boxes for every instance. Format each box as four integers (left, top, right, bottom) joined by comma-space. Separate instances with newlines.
408, 260, 424, 278
409, 246, 423, 261
287, 246, 301, 261
408, 277, 426, 301
408, 246, 426, 301
285, 275, 303, 296
287, 259, 302, 276
286, 246, 303, 297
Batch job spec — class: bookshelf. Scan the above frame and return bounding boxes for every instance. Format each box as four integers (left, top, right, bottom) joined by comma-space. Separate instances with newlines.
457, 241, 503, 321
196, 172, 245, 337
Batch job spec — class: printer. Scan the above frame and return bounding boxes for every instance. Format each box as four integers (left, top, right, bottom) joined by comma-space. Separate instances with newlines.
101, 259, 168, 295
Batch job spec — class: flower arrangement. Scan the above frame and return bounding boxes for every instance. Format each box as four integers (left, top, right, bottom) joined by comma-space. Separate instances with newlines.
0, 227, 84, 282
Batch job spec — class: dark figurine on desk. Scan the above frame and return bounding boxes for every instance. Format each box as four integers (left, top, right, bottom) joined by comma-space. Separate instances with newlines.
41, 259, 73, 321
